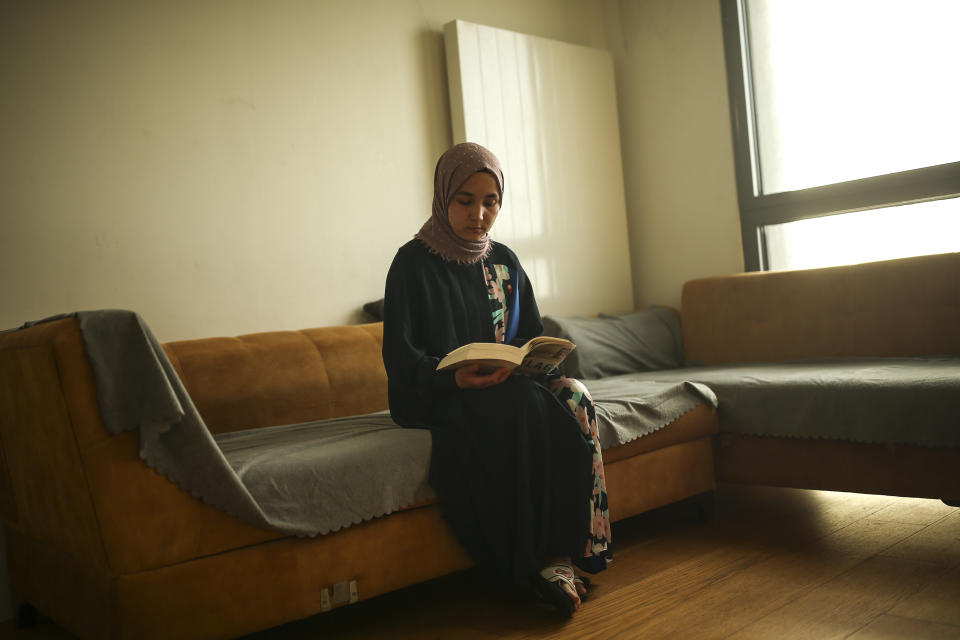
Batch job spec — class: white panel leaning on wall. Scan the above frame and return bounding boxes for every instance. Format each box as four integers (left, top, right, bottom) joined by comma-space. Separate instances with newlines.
445, 20, 635, 318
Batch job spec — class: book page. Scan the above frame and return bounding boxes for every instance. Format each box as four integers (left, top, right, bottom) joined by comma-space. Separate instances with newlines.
436, 342, 523, 371
517, 342, 574, 376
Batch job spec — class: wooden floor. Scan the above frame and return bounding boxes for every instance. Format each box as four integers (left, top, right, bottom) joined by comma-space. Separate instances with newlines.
5, 484, 959, 639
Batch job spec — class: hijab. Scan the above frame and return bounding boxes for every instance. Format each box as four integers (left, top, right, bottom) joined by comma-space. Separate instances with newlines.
416, 142, 504, 264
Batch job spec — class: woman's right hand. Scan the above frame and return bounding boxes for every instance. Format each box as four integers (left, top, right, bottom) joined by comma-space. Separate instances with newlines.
455, 363, 513, 389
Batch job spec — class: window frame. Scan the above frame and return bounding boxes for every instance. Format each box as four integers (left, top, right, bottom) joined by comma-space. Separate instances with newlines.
720, 0, 960, 272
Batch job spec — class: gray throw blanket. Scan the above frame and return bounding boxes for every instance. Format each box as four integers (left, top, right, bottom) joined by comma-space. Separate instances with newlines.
211, 382, 716, 534
56, 310, 287, 531
587, 377, 718, 449
14, 310, 717, 537
595, 360, 960, 448
213, 413, 435, 533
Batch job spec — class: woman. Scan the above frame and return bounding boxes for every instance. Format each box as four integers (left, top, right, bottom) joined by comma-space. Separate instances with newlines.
382, 142, 610, 616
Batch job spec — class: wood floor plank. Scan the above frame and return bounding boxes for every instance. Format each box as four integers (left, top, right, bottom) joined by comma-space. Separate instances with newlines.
591, 509, 720, 589
811, 517, 927, 558
727, 555, 948, 640
517, 546, 777, 640
889, 563, 960, 627
846, 614, 960, 640
868, 498, 957, 526
881, 510, 960, 568
605, 517, 929, 640
708, 487, 898, 550
604, 553, 841, 639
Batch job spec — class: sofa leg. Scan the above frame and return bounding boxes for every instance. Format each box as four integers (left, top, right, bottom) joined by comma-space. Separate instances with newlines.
695, 490, 717, 522
17, 603, 37, 629
942, 499, 960, 508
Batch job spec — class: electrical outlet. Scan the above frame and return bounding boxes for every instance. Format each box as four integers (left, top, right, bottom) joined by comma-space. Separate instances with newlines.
332, 581, 350, 604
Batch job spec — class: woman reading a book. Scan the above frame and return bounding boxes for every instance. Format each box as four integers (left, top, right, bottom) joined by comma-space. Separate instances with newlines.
382, 142, 610, 617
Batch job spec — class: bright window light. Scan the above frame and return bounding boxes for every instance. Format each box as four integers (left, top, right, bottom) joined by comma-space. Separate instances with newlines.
746, 0, 960, 195
763, 197, 960, 271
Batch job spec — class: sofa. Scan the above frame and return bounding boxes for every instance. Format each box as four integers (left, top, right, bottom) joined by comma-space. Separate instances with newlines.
1, 251, 957, 639
542, 252, 959, 503
0, 310, 716, 638
680, 251, 960, 499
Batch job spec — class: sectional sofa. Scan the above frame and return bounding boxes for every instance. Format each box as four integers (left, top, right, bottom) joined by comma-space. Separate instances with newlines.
1, 251, 957, 639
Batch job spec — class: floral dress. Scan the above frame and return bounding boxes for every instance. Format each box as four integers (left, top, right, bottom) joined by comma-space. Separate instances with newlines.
483, 259, 611, 572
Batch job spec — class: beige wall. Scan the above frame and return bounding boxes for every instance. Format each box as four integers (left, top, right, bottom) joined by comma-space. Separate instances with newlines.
0, 0, 608, 341
1, 0, 743, 342
604, 0, 744, 309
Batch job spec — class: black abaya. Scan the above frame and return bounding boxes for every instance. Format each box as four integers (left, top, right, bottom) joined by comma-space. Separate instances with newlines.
382, 239, 593, 584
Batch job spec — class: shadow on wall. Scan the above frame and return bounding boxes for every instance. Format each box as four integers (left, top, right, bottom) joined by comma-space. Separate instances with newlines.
419, 27, 455, 163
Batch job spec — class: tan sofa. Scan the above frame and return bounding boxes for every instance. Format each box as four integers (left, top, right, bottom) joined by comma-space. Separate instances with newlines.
0, 314, 717, 638
2, 250, 957, 639
681, 251, 960, 499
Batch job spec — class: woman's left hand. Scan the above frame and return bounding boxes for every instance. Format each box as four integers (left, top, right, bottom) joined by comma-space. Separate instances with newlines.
454, 363, 513, 389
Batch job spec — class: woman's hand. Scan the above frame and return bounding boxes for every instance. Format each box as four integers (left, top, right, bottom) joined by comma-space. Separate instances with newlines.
454, 363, 513, 389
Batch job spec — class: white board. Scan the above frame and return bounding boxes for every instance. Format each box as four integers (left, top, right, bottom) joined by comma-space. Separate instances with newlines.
445, 20, 634, 316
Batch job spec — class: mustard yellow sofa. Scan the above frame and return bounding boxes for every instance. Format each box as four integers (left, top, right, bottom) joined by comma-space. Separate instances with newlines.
2, 250, 957, 639
0, 314, 717, 639
681, 251, 960, 499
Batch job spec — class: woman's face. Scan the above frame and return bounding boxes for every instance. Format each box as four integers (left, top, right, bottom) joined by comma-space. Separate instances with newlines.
447, 171, 501, 242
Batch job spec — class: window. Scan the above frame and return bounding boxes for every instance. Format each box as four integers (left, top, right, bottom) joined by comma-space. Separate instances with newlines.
721, 0, 960, 271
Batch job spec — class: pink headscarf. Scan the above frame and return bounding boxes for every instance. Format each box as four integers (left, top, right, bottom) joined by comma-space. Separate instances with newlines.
416, 142, 505, 264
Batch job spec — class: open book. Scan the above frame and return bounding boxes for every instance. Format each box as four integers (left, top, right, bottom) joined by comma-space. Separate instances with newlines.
436, 336, 575, 376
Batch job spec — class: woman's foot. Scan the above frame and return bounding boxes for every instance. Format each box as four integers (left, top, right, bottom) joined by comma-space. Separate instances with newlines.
573, 573, 591, 601
533, 563, 581, 617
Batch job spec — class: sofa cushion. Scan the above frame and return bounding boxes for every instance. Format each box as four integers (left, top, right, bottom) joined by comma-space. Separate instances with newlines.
542, 306, 684, 379
165, 324, 387, 433
362, 298, 385, 321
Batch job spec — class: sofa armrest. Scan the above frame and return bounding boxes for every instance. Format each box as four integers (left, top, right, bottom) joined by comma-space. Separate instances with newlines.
0, 319, 109, 570
0, 318, 282, 578
82, 431, 282, 573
